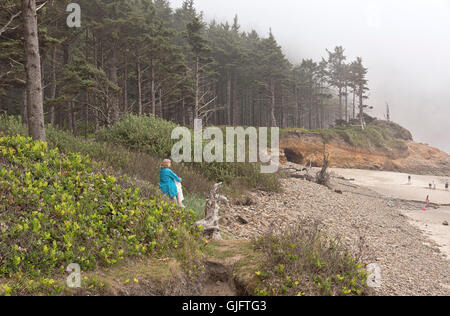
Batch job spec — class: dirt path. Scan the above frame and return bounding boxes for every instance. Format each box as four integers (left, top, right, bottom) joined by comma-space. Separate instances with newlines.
221, 163, 450, 296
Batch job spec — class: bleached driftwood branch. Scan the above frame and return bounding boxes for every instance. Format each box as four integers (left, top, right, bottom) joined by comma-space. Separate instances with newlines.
316, 151, 330, 187
196, 183, 229, 240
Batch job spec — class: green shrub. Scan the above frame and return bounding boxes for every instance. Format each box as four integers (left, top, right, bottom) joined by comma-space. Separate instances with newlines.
372, 120, 413, 141
253, 221, 369, 296
96, 115, 179, 157
386, 139, 409, 151
0, 135, 201, 293
95, 115, 281, 193
0, 115, 27, 137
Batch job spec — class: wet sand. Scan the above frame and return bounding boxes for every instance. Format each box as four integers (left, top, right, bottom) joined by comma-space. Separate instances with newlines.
331, 168, 450, 260
400, 208, 450, 260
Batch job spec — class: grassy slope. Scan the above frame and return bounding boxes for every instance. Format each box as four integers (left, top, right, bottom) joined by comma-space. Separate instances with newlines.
0, 116, 210, 217
0, 134, 203, 296
0, 115, 280, 213
0, 116, 368, 296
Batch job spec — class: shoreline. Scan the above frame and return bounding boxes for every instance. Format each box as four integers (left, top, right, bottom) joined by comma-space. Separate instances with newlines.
330, 168, 450, 262
222, 163, 450, 295
400, 208, 450, 260
330, 168, 450, 205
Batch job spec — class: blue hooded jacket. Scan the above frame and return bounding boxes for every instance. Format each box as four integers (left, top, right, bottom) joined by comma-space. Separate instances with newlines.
159, 168, 181, 197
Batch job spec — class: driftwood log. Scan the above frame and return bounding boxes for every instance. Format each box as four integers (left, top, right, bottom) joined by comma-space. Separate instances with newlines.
196, 183, 229, 240
316, 152, 330, 187
283, 165, 315, 181
284, 151, 330, 188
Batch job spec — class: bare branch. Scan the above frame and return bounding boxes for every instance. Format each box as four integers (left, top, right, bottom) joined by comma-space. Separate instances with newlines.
36, 1, 48, 12
0, 10, 21, 37
198, 96, 217, 112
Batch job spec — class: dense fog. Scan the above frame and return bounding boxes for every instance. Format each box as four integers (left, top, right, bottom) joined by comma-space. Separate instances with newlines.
170, 0, 450, 153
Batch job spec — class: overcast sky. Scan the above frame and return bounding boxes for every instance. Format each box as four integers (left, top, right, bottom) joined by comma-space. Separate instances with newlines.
170, 0, 450, 153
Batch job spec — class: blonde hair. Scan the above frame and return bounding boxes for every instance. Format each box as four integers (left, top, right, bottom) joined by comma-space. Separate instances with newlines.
160, 159, 172, 169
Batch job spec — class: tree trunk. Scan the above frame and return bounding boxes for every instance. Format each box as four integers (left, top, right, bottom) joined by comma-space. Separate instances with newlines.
309, 81, 313, 129
226, 70, 231, 125
63, 43, 72, 131
270, 79, 277, 127
50, 45, 57, 126
84, 28, 89, 139
233, 72, 239, 126
68, 102, 73, 134
194, 56, 199, 120
109, 44, 120, 123
344, 85, 348, 122
137, 61, 142, 115
281, 90, 286, 128
158, 88, 163, 118
0, 92, 7, 113
295, 84, 300, 128
123, 53, 128, 113
352, 89, 356, 119
182, 96, 186, 125
22, 0, 45, 141
21, 88, 28, 125
85, 95, 89, 139
359, 90, 365, 130
151, 58, 156, 116
93, 32, 99, 131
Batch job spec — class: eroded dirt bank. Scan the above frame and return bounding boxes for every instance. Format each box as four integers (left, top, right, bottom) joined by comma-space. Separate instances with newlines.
281, 133, 450, 176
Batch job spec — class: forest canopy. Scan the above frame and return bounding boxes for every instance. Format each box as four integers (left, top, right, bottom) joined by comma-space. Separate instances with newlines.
0, 0, 371, 140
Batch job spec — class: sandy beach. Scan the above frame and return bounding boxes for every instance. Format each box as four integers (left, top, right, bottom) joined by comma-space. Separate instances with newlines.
331, 168, 450, 260
330, 168, 450, 205
223, 163, 450, 295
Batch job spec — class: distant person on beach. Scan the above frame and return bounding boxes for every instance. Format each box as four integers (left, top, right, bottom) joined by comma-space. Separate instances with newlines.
446, 181, 449, 191
426, 195, 430, 208
429, 183, 432, 190
408, 175, 411, 184
159, 159, 185, 208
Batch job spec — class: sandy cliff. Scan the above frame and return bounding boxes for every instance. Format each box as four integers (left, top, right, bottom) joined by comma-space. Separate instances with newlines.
281, 129, 450, 176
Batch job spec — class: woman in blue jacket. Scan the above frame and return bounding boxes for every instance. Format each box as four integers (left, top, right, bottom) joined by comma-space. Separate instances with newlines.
159, 159, 184, 207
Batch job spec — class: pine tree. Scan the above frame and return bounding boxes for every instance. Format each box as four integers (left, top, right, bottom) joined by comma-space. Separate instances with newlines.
326, 46, 347, 121
349, 57, 369, 129
256, 30, 290, 127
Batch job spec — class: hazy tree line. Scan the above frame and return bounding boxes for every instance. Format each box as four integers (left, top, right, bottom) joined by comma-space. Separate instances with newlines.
0, 0, 370, 140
